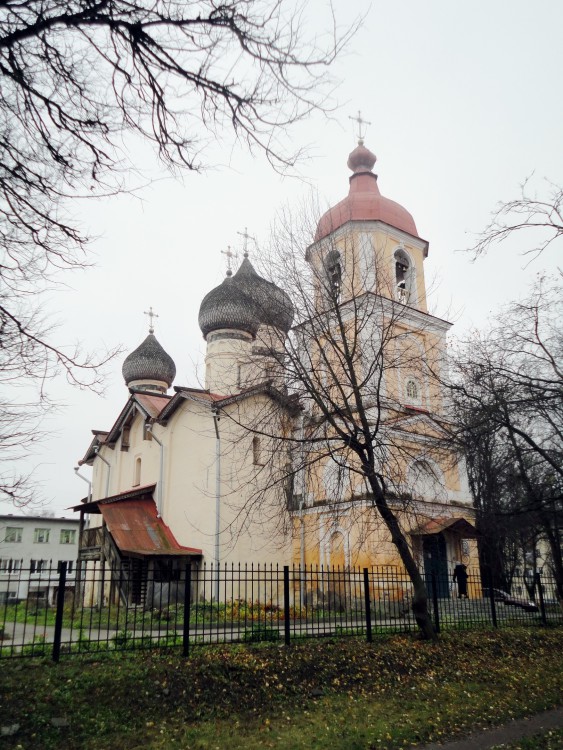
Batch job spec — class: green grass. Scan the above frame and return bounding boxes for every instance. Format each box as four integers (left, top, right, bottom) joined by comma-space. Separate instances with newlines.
0, 628, 561, 750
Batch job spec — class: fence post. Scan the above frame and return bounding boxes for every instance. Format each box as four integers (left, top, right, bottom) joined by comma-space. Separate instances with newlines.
183, 562, 192, 657
488, 571, 498, 628
431, 572, 440, 634
363, 568, 373, 643
535, 572, 547, 626
283, 566, 291, 646
52, 562, 67, 663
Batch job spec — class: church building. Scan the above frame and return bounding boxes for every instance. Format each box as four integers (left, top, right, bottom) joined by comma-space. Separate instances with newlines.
74, 136, 478, 602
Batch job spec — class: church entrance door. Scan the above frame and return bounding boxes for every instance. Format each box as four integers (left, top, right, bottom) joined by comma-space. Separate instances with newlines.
422, 533, 449, 598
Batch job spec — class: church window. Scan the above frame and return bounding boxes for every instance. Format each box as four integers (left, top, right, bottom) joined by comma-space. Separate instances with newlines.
408, 459, 445, 502
329, 530, 346, 569
134, 457, 142, 486
323, 458, 350, 502
252, 436, 263, 465
405, 378, 419, 403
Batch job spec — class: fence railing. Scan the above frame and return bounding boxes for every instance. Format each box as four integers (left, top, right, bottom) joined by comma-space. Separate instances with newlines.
0, 561, 561, 660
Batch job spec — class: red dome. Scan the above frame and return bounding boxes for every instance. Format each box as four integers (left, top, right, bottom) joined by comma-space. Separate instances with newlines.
314, 143, 419, 242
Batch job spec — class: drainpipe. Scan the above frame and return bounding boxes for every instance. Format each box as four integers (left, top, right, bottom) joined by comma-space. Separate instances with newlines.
93, 447, 110, 610
74, 466, 92, 503
94, 446, 111, 498
298, 414, 306, 607
212, 408, 221, 602
73, 466, 92, 609
74, 465, 91, 554
146, 424, 164, 518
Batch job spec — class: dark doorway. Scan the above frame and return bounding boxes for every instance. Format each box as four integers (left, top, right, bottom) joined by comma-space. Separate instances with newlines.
423, 533, 450, 598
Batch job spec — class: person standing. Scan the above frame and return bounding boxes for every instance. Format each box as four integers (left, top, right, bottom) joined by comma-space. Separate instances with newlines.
453, 561, 469, 599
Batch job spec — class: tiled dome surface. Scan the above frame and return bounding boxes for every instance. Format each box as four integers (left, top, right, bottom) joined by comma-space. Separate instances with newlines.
122, 334, 176, 388
199, 257, 294, 338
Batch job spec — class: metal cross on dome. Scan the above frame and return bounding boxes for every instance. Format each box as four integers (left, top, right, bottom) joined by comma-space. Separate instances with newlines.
221, 245, 237, 276
144, 306, 159, 334
349, 110, 372, 144
237, 226, 255, 258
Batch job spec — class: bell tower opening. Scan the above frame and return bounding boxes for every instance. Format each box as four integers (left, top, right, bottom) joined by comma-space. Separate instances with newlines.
324, 249, 342, 302
394, 246, 413, 304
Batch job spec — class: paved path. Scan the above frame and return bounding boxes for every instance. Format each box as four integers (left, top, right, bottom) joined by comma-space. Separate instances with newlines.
418, 706, 563, 749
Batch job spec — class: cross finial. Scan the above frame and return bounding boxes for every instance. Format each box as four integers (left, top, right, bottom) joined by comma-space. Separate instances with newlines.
221, 246, 237, 276
349, 110, 372, 145
237, 226, 255, 258
144, 306, 158, 334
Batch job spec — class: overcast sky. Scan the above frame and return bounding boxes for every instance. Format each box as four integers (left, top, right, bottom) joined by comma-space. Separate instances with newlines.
4, 0, 562, 518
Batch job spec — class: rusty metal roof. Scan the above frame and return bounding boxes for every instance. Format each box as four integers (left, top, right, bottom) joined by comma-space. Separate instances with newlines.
99, 497, 202, 557
72, 485, 201, 557
410, 516, 478, 538
133, 392, 171, 418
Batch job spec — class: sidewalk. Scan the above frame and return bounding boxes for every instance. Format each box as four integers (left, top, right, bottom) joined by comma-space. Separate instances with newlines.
418, 706, 563, 749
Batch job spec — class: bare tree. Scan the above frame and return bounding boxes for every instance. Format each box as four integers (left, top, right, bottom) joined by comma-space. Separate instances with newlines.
0, 0, 356, 504
469, 178, 563, 260
222, 203, 467, 640
449, 278, 563, 601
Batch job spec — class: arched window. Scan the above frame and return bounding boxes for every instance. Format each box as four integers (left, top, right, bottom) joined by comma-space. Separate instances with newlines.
408, 459, 445, 502
324, 249, 342, 301
323, 458, 350, 502
330, 531, 346, 569
133, 457, 142, 486
405, 378, 420, 403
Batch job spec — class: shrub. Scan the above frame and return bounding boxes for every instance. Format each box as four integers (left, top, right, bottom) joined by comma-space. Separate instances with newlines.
242, 627, 280, 643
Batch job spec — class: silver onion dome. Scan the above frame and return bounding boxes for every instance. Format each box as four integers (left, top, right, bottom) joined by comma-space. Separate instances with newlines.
198, 274, 260, 339
233, 257, 294, 334
122, 334, 176, 388
198, 257, 294, 339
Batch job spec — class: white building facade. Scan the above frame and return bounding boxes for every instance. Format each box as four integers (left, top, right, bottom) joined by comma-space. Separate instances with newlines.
0, 515, 80, 604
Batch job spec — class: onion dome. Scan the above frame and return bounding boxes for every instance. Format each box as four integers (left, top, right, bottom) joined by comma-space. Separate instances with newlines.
233, 257, 294, 334
122, 333, 176, 390
315, 141, 419, 241
198, 273, 260, 339
198, 257, 294, 339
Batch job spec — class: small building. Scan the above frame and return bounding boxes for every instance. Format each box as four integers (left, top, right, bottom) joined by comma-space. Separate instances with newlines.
0, 515, 80, 605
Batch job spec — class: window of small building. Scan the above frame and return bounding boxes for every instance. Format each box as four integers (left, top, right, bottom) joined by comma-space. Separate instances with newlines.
57, 560, 74, 574
59, 529, 76, 545
0, 558, 21, 573
133, 457, 142, 486
33, 528, 50, 544
30, 559, 47, 573
252, 436, 264, 465
4, 527, 23, 543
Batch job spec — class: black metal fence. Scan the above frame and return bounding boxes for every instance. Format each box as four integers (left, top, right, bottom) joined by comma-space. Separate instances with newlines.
0, 561, 561, 660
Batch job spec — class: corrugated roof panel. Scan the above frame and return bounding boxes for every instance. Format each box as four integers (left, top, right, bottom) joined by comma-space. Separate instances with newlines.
99, 497, 202, 556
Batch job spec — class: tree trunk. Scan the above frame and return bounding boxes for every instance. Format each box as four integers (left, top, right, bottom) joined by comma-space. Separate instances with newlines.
365, 470, 436, 640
